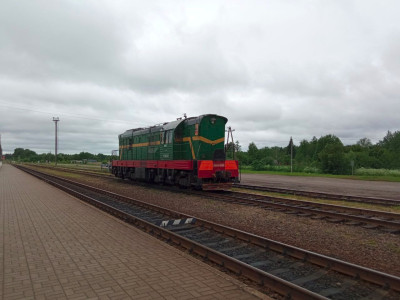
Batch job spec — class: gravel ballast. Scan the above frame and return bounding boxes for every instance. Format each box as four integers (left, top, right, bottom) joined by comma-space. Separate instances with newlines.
36, 169, 400, 277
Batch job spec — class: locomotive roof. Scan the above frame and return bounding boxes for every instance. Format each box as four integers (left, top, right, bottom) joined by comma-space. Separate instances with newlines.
119, 114, 227, 138
162, 119, 185, 130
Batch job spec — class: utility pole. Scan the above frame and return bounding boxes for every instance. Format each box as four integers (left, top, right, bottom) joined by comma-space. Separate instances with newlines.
225, 126, 236, 159
0, 134, 3, 158
290, 136, 293, 173
53, 117, 59, 165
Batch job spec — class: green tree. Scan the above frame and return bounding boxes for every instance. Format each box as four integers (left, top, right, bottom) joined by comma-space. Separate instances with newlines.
319, 143, 349, 174
247, 142, 259, 162
316, 134, 342, 152
380, 131, 400, 151
357, 137, 372, 148
376, 131, 400, 168
12, 148, 38, 162
236, 151, 249, 165
296, 139, 312, 163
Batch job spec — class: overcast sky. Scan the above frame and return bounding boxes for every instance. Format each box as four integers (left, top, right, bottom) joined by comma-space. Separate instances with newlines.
1, 0, 399, 154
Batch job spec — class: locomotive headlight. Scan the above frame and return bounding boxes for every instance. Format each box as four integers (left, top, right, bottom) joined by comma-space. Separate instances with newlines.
210, 117, 216, 124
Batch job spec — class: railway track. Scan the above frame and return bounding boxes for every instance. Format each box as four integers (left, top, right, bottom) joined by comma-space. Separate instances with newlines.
203, 190, 400, 233
234, 184, 400, 207
15, 164, 400, 299
25, 163, 114, 179
25, 164, 399, 208
23, 164, 400, 232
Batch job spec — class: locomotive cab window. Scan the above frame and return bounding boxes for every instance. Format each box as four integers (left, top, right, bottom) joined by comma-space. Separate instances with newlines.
165, 130, 173, 144
160, 132, 164, 144
164, 131, 167, 144
175, 128, 183, 139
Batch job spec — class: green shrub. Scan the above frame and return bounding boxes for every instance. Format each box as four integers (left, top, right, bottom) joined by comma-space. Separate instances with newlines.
251, 160, 266, 171
355, 168, 400, 177
302, 166, 320, 173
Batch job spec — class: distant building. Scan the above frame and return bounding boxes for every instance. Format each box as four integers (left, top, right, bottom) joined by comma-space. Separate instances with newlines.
71, 160, 83, 164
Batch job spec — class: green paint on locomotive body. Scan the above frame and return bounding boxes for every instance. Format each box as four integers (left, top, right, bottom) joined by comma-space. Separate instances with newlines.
197, 115, 227, 160
118, 114, 227, 162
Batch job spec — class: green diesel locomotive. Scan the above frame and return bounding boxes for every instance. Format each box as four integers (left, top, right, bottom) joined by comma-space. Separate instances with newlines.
112, 114, 239, 189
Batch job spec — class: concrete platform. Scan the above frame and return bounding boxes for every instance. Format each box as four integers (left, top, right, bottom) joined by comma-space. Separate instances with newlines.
0, 164, 265, 300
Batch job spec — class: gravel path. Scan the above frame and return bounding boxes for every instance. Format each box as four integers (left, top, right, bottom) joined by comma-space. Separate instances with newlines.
240, 174, 400, 200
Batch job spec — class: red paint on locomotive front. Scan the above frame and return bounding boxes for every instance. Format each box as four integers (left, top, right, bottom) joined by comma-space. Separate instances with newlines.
197, 160, 239, 178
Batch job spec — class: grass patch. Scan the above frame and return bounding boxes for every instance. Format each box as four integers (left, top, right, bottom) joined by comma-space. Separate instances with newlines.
28, 165, 85, 180
56, 163, 110, 173
387, 243, 400, 255
363, 239, 378, 247
355, 168, 400, 177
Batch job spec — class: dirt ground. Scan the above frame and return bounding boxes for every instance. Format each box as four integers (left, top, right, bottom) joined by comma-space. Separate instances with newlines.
240, 174, 400, 200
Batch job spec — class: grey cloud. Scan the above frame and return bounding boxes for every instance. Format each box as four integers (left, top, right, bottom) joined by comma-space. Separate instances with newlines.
1, 0, 400, 154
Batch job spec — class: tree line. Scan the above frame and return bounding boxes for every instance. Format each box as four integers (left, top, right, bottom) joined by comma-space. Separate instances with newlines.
5, 130, 400, 175
5, 148, 112, 164
227, 130, 400, 175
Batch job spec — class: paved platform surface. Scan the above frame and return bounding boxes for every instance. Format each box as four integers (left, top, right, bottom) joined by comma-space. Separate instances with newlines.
0, 164, 265, 300
241, 173, 400, 200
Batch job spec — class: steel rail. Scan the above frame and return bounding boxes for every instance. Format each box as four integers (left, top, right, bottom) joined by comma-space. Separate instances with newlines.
234, 183, 400, 206
16, 165, 324, 300
203, 191, 400, 232
20, 164, 400, 230
16, 165, 400, 298
23, 164, 399, 207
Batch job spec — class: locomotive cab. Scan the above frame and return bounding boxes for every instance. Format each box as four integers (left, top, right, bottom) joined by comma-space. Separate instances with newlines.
186, 115, 239, 190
